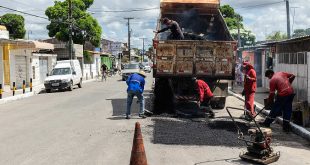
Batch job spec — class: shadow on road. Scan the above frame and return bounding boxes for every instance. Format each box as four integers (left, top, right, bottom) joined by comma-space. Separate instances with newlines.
107, 90, 153, 119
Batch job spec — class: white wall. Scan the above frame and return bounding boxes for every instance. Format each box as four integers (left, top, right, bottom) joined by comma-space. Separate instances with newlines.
9, 49, 32, 88
82, 55, 101, 79
31, 56, 40, 86
275, 53, 308, 102
32, 54, 57, 87
0, 46, 4, 86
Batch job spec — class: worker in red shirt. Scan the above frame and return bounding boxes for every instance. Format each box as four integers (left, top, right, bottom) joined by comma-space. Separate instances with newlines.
260, 70, 295, 132
242, 62, 257, 118
193, 78, 215, 118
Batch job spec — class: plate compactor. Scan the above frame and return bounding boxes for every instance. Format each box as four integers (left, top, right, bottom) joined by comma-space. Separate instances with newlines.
226, 107, 280, 165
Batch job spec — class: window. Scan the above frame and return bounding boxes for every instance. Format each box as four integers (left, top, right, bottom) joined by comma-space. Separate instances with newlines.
290, 53, 297, 64
284, 53, 289, 64
298, 52, 305, 64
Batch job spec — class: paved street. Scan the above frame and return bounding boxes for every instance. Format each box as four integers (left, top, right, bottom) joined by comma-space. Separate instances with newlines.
0, 74, 309, 165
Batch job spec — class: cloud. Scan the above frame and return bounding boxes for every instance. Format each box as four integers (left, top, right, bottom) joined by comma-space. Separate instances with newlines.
1, 0, 309, 46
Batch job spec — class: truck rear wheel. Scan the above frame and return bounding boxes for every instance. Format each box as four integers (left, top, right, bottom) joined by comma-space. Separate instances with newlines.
153, 78, 175, 114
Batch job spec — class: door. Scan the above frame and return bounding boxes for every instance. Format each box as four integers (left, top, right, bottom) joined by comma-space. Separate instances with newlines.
3, 45, 10, 85
15, 56, 27, 89
39, 57, 48, 84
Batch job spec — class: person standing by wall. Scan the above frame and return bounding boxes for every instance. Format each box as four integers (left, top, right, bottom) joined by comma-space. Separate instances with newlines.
242, 62, 257, 118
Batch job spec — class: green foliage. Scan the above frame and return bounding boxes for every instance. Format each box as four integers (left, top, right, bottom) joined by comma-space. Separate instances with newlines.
267, 31, 287, 41
83, 50, 93, 64
220, 5, 243, 30
0, 13, 26, 39
292, 28, 310, 38
220, 5, 255, 46
45, 0, 102, 47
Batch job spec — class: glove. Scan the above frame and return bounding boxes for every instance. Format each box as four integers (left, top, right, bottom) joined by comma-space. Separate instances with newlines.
241, 90, 245, 96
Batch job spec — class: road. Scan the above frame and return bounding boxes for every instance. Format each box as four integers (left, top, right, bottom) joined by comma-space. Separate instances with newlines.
0, 74, 309, 165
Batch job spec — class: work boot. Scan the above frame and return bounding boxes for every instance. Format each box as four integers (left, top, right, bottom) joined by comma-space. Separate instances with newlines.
139, 114, 147, 119
126, 115, 131, 119
283, 122, 291, 133
208, 111, 215, 118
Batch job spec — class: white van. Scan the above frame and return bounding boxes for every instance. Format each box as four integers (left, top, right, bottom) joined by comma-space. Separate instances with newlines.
44, 60, 83, 93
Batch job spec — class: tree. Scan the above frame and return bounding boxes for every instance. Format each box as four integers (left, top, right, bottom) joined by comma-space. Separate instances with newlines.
45, 0, 102, 47
267, 31, 287, 41
220, 5, 255, 46
292, 28, 310, 38
0, 13, 26, 39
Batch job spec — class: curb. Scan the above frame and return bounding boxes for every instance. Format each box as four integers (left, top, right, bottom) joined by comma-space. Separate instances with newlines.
228, 89, 310, 141
0, 92, 34, 105
0, 79, 96, 105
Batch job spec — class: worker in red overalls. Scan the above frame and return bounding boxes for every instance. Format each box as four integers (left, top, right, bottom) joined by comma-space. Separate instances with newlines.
260, 70, 295, 132
242, 62, 257, 118
193, 78, 215, 118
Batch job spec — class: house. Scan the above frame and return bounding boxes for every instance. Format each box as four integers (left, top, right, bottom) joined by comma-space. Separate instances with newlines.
0, 39, 56, 90
263, 36, 310, 126
239, 44, 272, 87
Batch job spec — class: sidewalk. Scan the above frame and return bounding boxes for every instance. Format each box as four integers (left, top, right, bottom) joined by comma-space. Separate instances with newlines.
0, 79, 96, 105
229, 84, 310, 141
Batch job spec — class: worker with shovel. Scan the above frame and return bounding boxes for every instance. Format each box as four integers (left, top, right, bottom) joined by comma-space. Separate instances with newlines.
154, 17, 184, 40
193, 78, 215, 118
260, 70, 295, 132
241, 62, 257, 120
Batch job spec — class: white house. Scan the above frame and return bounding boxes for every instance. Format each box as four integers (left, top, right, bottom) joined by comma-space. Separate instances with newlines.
0, 39, 56, 90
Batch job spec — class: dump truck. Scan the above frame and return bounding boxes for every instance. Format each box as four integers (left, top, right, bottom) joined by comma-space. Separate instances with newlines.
153, 0, 237, 114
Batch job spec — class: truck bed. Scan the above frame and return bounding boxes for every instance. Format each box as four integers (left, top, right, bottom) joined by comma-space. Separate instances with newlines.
154, 40, 236, 80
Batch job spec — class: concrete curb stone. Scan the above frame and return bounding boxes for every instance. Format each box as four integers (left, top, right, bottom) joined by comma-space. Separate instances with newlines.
0, 79, 96, 105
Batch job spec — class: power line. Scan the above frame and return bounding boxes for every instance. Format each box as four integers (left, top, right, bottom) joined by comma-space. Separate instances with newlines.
0, 5, 48, 20
236, 1, 284, 9
89, 7, 159, 13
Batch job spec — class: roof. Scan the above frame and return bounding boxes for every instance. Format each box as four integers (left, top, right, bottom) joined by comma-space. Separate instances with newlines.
263, 35, 310, 45
0, 39, 54, 50
160, 0, 219, 4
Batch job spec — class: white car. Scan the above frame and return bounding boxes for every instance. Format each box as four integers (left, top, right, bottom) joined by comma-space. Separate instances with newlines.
122, 63, 141, 81
142, 63, 152, 73
44, 60, 83, 93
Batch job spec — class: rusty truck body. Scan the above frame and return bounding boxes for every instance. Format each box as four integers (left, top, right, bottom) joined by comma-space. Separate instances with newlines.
153, 0, 237, 113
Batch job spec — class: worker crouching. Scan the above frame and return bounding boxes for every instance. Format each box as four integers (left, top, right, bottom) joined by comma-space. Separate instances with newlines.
193, 78, 215, 118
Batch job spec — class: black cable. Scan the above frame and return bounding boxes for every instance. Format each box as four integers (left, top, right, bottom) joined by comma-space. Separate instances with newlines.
0, 5, 48, 20
89, 7, 159, 13
236, 1, 284, 9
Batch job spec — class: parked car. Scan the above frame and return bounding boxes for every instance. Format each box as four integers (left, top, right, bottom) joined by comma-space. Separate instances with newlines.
141, 62, 151, 73
44, 60, 82, 93
122, 63, 141, 81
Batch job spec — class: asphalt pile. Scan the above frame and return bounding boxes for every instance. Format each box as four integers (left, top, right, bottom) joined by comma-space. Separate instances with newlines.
152, 118, 249, 147
183, 32, 207, 40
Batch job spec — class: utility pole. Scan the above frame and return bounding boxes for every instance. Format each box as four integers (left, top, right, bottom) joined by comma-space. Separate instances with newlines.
286, 0, 291, 39
68, 0, 73, 60
291, 7, 299, 35
140, 38, 146, 63
124, 17, 134, 61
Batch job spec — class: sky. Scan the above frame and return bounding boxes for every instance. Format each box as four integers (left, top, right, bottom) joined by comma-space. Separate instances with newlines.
0, 0, 309, 49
